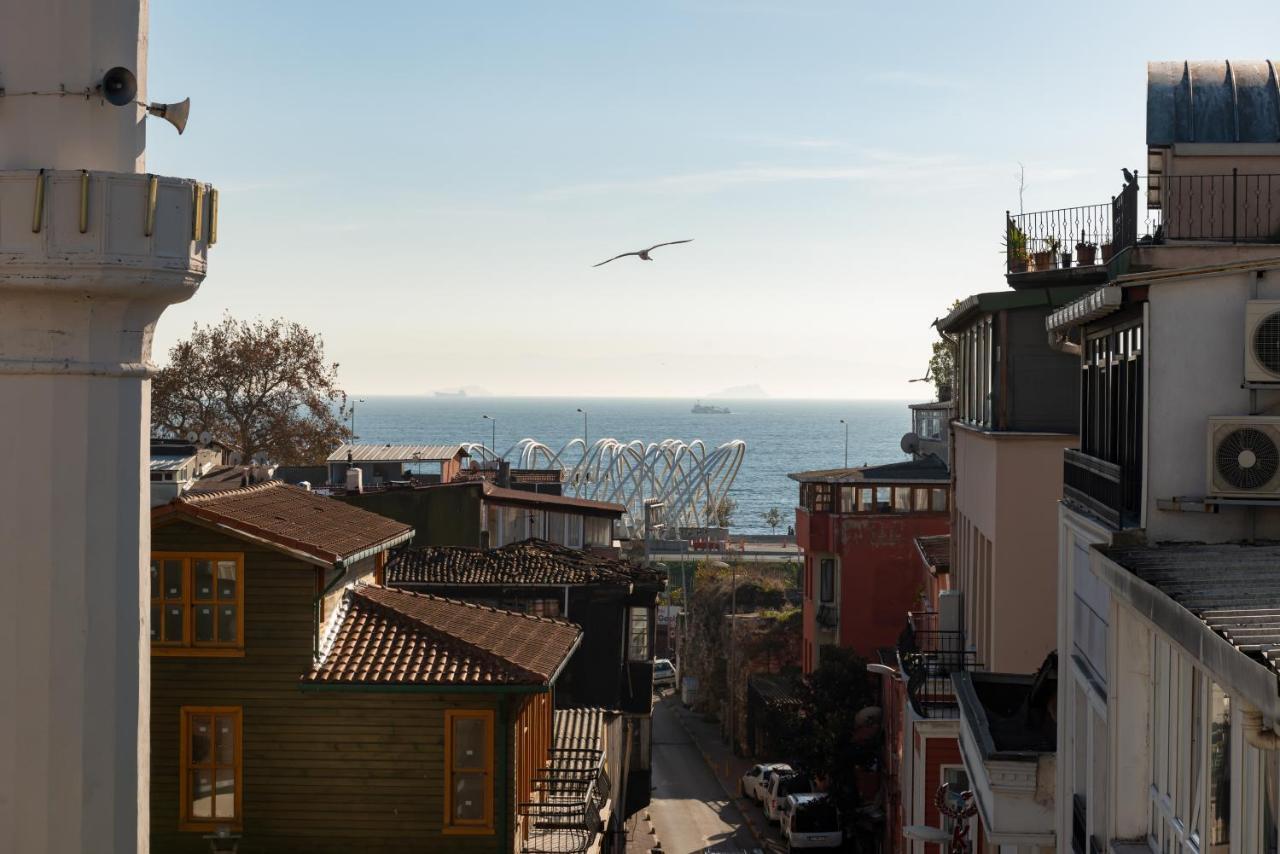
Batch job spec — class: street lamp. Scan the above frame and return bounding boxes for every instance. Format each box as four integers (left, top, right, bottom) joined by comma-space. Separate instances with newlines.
350, 398, 365, 442
577, 407, 588, 450
482, 414, 496, 461
839, 418, 848, 468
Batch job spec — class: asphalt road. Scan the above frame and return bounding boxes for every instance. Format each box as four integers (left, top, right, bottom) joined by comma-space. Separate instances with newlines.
648, 699, 762, 854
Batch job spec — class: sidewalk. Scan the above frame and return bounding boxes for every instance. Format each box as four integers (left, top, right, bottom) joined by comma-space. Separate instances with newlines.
666, 697, 780, 852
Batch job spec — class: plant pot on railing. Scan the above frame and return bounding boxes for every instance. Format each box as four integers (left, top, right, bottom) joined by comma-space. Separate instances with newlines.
1008, 256, 1028, 273
1060, 251, 1073, 268
1101, 242, 1115, 263
1031, 251, 1053, 271
1076, 243, 1097, 266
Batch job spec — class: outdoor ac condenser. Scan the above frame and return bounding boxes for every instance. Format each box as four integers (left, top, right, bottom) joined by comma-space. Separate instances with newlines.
1207, 416, 1280, 498
1244, 300, 1280, 383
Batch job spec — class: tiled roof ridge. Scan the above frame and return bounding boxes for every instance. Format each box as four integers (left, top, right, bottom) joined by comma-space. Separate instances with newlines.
176, 478, 286, 504
315, 587, 352, 667
354, 582, 578, 631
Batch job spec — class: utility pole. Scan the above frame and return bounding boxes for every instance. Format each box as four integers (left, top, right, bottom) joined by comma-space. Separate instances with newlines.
351, 398, 365, 441
577, 407, 588, 449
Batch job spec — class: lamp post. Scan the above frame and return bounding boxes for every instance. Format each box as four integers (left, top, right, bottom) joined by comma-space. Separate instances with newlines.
482, 414, 496, 461
350, 398, 365, 442
840, 418, 848, 468
577, 407, 588, 450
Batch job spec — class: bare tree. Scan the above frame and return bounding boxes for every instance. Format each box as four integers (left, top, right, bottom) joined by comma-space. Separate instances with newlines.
152, 316, 351, 465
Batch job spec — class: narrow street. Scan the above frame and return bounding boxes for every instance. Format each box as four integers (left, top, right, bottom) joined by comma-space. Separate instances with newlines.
646, 697, 766, 854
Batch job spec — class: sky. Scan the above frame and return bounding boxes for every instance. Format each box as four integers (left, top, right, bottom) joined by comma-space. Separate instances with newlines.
144, 1, 1280, 399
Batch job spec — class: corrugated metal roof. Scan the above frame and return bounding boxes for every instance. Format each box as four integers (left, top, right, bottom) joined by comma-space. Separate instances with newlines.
149, 454, 194, 472
915, 534, 951, 573
1100, 542, 1280, 675
553, 707, 608, 752
937, 286, 1095, 333
326, 443, 469, 463
1148, 60, 1280, 145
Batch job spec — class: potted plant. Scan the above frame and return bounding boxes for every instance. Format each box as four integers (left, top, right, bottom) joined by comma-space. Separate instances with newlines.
1076, 230, 1098, 266
1101, 242, 1115, 263
1004, 221, 1028, 272
1032, 235, 1058, 271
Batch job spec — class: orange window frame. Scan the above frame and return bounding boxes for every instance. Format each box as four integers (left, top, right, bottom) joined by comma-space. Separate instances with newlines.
150, 552, 245, 657
178, 706, 243, 831
444, 709, 496, 834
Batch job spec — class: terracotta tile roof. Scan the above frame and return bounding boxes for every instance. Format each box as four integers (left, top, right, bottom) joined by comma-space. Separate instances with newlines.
306, 584, 581, 687
385, 538, 664, 587
915, 534, 951, 574
422, 480, 626, 516
155, 480, 414, 566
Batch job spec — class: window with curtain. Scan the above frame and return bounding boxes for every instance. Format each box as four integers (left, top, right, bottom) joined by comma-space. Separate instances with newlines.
819, 558, 835, 603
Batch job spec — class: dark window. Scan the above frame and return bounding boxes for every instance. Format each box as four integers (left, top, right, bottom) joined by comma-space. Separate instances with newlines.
1079, 319, 1143, 524
819, 558, 835, 603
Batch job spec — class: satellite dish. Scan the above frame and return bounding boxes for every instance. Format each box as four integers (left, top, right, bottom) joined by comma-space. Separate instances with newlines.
251, 451, 270, 466
199, 431, 213, 447
228, 451, 243, 466
185, 430, 199, 443
100, 67, 137, 107
147, 97, 190, 135
900, 432, 921, 455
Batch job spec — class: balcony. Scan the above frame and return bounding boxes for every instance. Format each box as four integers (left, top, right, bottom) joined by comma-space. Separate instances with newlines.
1062, 449, 1138, 529
520, 746, 610, 854
897, 615, 977, 719
1008, 170, 1280, 278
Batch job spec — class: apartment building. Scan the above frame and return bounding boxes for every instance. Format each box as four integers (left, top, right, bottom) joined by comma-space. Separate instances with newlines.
1048, 61, 1280, 854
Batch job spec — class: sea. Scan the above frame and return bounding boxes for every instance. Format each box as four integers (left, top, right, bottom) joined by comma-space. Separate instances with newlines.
353, 397, 916, 535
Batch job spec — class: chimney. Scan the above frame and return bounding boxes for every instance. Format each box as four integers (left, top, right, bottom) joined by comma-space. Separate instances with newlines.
346, 466, 365, 494
498, 460, 512, 489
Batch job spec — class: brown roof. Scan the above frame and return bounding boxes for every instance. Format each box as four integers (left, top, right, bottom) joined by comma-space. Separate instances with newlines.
306, 585, 581, 687
428, 480, 625, 516
155, 480, 414, 566
915, 534, 951, 574
788, 457, 950, 484
386, 538, 664, 587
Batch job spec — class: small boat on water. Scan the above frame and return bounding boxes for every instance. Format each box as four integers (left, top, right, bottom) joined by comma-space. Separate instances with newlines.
692, 400, 731, 414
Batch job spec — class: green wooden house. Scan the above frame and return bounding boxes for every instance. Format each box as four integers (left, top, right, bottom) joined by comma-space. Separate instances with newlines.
150, 481, 582, 853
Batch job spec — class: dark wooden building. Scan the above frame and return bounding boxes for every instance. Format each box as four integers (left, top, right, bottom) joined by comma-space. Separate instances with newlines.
149, 482, 591, 853
385, 539, 665, 817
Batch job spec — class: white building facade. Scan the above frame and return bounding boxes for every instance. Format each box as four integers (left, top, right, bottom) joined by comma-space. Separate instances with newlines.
0, 2, 213, 851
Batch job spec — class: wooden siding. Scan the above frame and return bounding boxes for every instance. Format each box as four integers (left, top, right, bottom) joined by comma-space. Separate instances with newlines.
150, 520, 518, 854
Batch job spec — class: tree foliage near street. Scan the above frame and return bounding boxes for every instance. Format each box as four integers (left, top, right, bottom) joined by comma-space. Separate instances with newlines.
763, 506, 783, 534
152, 316, 351, 466
776, 646, 882, 846
707, 495, 737, 527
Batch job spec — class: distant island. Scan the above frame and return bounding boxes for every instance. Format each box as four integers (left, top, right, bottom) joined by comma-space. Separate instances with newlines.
433, 385, 492, 397
706, 384, 769, 399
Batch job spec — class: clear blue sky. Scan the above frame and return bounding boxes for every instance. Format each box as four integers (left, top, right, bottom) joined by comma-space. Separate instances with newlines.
145, 1, 1280, 398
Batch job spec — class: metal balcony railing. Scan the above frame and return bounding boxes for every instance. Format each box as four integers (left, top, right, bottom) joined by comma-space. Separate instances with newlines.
897, 622, 976, 719
1158, 170, 1280, 242
1063, 448, 1138, 529
520, 747, 608, 854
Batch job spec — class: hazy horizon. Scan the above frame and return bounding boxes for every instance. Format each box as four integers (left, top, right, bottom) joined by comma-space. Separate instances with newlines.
142, 1, 1280, 398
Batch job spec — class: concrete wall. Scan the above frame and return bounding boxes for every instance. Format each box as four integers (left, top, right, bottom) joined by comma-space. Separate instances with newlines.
954, 427, 1077, 673
1145, 268, 1280, 541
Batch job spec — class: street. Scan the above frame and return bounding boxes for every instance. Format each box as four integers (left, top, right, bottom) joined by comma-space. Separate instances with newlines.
647, 697, 768, 854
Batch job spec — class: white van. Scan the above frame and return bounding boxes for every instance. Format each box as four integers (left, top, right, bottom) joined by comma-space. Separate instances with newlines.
781, 793, 842, 850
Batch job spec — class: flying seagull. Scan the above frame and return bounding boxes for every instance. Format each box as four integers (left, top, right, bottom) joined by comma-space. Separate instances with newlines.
593, 239, 693, 267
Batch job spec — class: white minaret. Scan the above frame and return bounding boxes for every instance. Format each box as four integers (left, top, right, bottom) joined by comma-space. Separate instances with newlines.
0, 2, 212, 852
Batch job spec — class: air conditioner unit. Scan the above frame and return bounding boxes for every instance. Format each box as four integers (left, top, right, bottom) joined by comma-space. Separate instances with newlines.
1244, 301, 1280, 382
1207, 416, 1280, 497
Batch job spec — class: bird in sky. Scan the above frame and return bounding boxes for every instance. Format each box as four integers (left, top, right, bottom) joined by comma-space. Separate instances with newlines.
592, 239, 693, 267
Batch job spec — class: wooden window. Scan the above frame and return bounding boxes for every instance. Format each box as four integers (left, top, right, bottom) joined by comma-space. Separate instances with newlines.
150, 553, 244, 656
179, 706, 241, 830
445, 709, 495, 833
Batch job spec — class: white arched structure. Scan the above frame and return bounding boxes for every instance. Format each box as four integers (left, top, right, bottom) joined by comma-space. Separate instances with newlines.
464, 437, 745, 537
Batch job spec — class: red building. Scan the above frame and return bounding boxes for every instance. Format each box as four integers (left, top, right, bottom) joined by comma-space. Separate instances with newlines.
790, 457, 950, 672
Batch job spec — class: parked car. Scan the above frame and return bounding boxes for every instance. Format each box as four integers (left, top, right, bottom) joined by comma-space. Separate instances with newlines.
653, 658, 677, 691
764, 771, 813, 822
739, 762, 791, 802
781, 793, 842, 851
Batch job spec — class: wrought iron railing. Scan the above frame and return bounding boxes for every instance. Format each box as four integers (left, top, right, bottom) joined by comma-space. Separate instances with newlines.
1007, 202, 1116, 273
1156, 170, 1280, 243
520, 747, 609, 854
1063, 448, 1138, 529
897, 623, 976, 719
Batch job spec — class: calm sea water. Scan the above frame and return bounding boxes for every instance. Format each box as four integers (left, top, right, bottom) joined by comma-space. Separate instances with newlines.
353, 397, 915, 534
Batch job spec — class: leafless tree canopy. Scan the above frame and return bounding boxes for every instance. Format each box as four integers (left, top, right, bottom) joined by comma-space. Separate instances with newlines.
152, 316, 351, 466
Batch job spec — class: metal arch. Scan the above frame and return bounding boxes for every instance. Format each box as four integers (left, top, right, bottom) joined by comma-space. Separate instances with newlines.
460, 437, 746, 536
